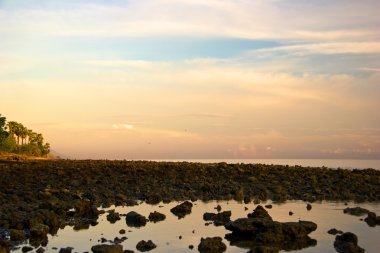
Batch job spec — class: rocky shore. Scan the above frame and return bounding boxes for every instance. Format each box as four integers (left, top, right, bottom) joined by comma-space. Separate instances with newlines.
0, 159, 379, 251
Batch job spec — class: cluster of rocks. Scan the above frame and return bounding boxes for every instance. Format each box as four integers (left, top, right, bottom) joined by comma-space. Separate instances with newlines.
225, 205, 317, 252
334, 232, 364, 253
343, 206, 380, 227
0, 160, 379, 252
203, 211, 231, 226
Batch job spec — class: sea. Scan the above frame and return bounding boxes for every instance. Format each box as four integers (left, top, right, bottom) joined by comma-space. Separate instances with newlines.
150, 159, 380, 170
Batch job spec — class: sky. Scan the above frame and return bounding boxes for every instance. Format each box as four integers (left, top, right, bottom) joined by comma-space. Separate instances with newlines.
1, 0, 380, 159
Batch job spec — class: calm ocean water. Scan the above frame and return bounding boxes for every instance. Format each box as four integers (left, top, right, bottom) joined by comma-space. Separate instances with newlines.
150, 159, 380, 170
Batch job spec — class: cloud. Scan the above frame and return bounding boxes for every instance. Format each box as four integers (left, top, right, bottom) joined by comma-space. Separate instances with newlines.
0, 0, 379, 41
112, 124, 135, 130
252, 42, 380, 56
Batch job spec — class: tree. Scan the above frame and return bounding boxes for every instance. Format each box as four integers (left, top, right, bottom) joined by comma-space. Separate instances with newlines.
0, 114, 9, 142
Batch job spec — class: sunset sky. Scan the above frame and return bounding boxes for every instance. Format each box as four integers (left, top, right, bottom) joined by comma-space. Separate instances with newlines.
1, 0, 379, 159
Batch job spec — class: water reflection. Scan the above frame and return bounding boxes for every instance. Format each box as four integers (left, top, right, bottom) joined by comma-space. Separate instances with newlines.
10, 200, 380, 253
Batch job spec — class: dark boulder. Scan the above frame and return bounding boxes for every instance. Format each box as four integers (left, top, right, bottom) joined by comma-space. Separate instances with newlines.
343, 207, 369, 216
334, 232, 364, 253
170, 201, 193, 218
328, 228, 343, 235
247, 205, 272, 221
107, 211, 121, 224
306, 203, 312, 211
198, 237, 226, 253
91, 244, 123, 253
203, 211, 231, 226
136, 240, 156, 252
21, 246, 34, 253
225, 205, 317, 252
74, 200, 99, 219
126, 212, 147, 227
364, 212, 380, 227
59, 247, 73, 253
148, 211, 166, 223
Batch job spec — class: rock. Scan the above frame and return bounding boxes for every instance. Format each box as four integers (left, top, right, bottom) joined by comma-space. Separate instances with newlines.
74, 200, 99, 219
146, 194, 162, 205
36, 247, 45, 253
59, 247, 73, 253
334, 232, 365, 253
114, 237, 127, 244
170, 201, 193, 218
364, 212, 380, 227
126, 211, 147, 227
148, 211, 166, 223
189, 245, 194, 249
289, 211, 294, 216
91, 244, 123, 253
123, 250, 134, 253
136, 240, 156, 252
198, 237, 226, 253
119, 229, 126, 234
328, 228, 343, 235
247, 205, 273, 221
215, 205, 222, 212
306, 203, 312, 211
203, 211, 231, 226
30, 224, 49, 239
21, 246, 34, 253
10, 229, 26, 241
264, 204, 272, 209
107, 211, 121, 223
225, 205, 317, 252
343, 207, 369, 216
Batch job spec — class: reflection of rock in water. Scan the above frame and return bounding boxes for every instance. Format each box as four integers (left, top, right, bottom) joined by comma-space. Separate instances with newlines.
225, 233, 317, 252
224, 205, 317, 252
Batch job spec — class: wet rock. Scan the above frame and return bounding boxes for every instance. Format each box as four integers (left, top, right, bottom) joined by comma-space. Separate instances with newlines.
148, 211, 166, 223
126, 211, 147, 227
334, 232, 364, 253
119, 229, 126, 234
125, 200, 139, 206
328, 228, 343, 235
225, 205, 317, 252
21, 246, 34, 253
10, 229, 26, 241
364, 212, 380, 227
30, 224, 49, 239
203, 211, 231, 226
36, 247, 45, 253
146, 194, 162, 205
123, 250, 134, 253
91, 244, 123, 253
189, 245, 194, 250
215, 205, 222, 212
198, 237, 226, 253
59, 247, 73, 253
247, 205, 272, 220
306, 203, 312, 211
114, 237, 127, 244
107, 211, 121, 224
343, 207, 369, 216
170, 201, 193, 218
264, 204, 272, 209
136, 240, 156, 252
74, 200, 99, 219
289, 211, 294, 216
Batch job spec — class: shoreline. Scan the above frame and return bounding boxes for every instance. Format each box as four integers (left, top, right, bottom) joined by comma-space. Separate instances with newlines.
0, 159, 379, 249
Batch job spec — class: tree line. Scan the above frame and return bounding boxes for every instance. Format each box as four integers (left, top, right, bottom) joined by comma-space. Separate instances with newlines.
0, 114, 50, 157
